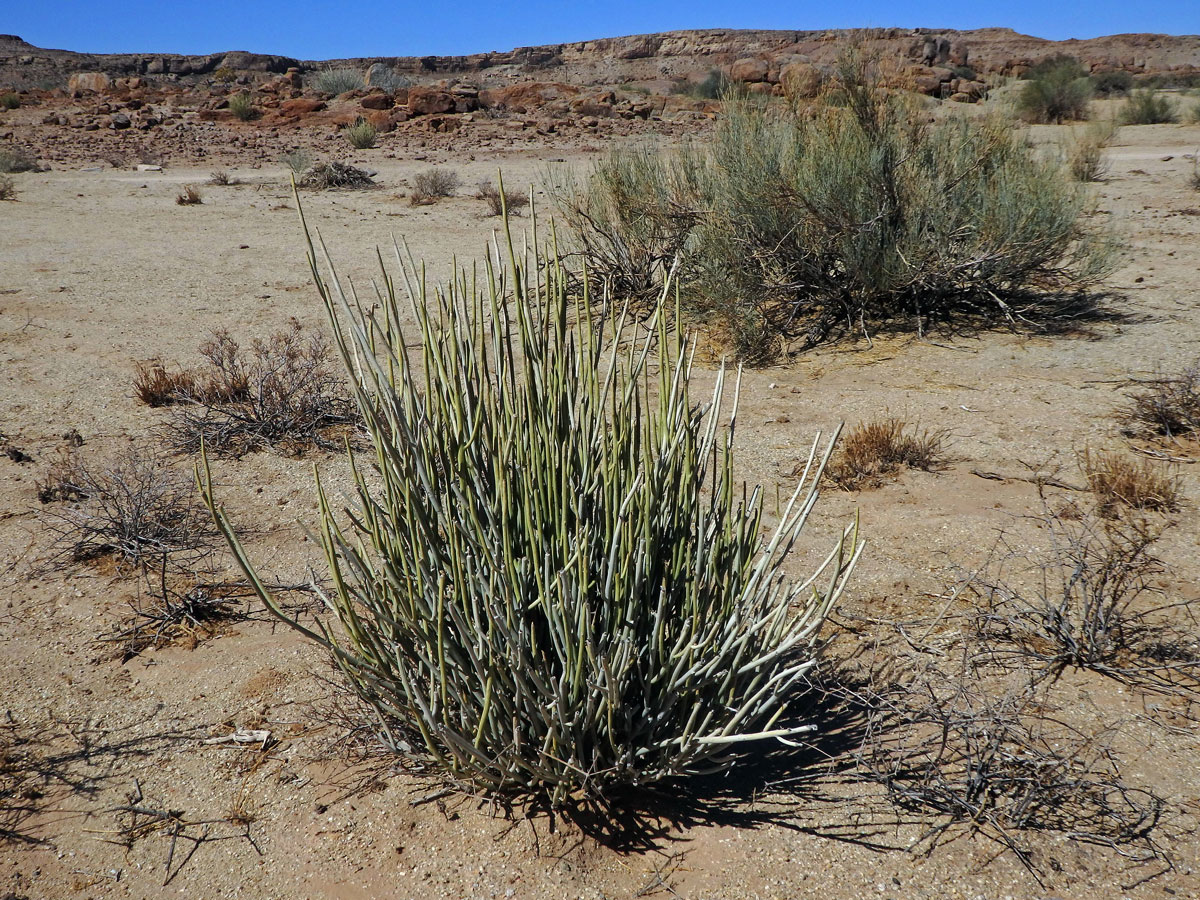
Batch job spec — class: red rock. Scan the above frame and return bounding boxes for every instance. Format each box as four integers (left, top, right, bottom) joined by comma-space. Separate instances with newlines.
405, 86, 455, 116
360, 92, 393, 110
729, 57, 769, 83
279, 98, 326, 117
68, 72, 111, 94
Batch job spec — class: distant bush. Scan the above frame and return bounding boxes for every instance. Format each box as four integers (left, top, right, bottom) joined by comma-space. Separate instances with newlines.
0, 93, 18, 110
552, 56, 1115, 360
671, 68, 731, 100
175, 185, 203, 206
475, 178, 529, 216
0, 146, 37, 173
297, 161, 375, 190
201, 206, 861, 805
1066, 119, 1116, 182
280, 148, 313, 176
1090, 70, 1134, 96
1120, 90, 1178, 125
1017, 55, 1092, 123
410, 167, 459, 205
0, 175, 14, 201
344, 116, 377, 149
312, 67, 364, 95
1081, 448, 1179, 517
228, 92, 259, 121
364, 65, 411, 94
950, 65, 977, 82
208, 169, 238, 186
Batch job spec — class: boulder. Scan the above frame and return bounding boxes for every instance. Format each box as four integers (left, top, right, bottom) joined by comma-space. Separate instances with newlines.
360, 92, 393, 110
729, 57, 769, 83
109, 112, 131, 129
780, 61, 823, 98
279, 97, 326, 117
405, 86, 456, 116
479, 81, 579, 113
68, 72, 111, 94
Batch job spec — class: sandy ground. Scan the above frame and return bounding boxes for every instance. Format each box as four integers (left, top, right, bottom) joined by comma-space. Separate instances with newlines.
1, 115, 1200, 900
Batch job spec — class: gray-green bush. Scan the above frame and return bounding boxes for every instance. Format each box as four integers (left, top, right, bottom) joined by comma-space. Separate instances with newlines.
344, 117, 377, 149
202, 205, 861, 805
552, 60, 1114, 360
1017, 55, 1092, 123
1120, 90, 1178, 125
228, 92, 258, 121
312, 67, 364, 95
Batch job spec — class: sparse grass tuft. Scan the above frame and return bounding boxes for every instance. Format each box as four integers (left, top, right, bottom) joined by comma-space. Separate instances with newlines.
0, 93, 19, 110
475, 179, 529, 216
312, 67, 364, 95
1124, 362, 1200, 441
1120, 90, 1178, 125
821, 418, 948, 490
175, 185, 203, 206
344, 117, 377, 149
297, 161, 375, 190
1080, 448, 1179, 516
0, 175, 14, 201
410, 167, 460, 205
208, 170, 238, 186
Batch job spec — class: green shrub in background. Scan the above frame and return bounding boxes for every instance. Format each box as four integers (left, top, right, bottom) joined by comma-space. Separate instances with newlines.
344, 116, 377, 149
552, 55, 1115, 361
1120, 90, 1178, 125
202, 196, 861, 806
1017, 54, 1093, 123
312, 66, 364, 95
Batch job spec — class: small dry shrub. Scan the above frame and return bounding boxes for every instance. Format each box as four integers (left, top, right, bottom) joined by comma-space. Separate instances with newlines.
38, 447, 214, 568
1125, 362, 1200, 440
823, 418, 947, 489
0, 175, 14, 201
175, 185, 203, 206
972, 513, 1198, 690
1081, 448, 1179, 515
153, 320, 358, 456
475, 179, 530, 216
297, 161, 374, 190
132, 359, 198, 407
410, 167, 459, 205
0, 92, 18, 110
208, 170, 238, 186
228, 92, 258, 122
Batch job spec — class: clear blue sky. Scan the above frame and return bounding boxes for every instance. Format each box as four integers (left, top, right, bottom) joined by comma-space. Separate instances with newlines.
5, 1, 1197, 59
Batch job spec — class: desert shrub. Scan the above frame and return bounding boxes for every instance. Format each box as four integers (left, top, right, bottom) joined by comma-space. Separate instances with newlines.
1066, 119, 1116, 182
688, 69, 731, 100
1124, 362, 1200, 440
972, 514, 1196, 689
312, 67, 364, 95
1017, 55, 1092, 123
552, 57, 1113, 360
175, 186, 202, 206
297, 161, 375, 190
410, 167, 459, 204
475, 178, 529, 216
201, 206, 862, 806
1080, 448, 1179, 516
38, 448, 214, 568
0, 93, 18, 110
155, 320, 358, 456
364, 65, 411, 94
0, 146, 37, 173
1190, 105, 1200, 125
0, 175, 13, 201
1191, 153, 1200, 190
228, 92, 259, 121
1090, 70, 1134, 96
212, 65, 236, 83
1120, 90, 1178, 125
344, 116, 377, 149
208, 170, 238, 186
858, 648, 1165, 859
823, 418, 947, 489
280, 148, 313, 176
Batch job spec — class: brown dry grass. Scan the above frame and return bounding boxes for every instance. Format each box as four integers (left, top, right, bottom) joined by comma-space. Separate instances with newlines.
1081, 448, 1180, 516
823, 418, 948, 489
175, 185, 203, 206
